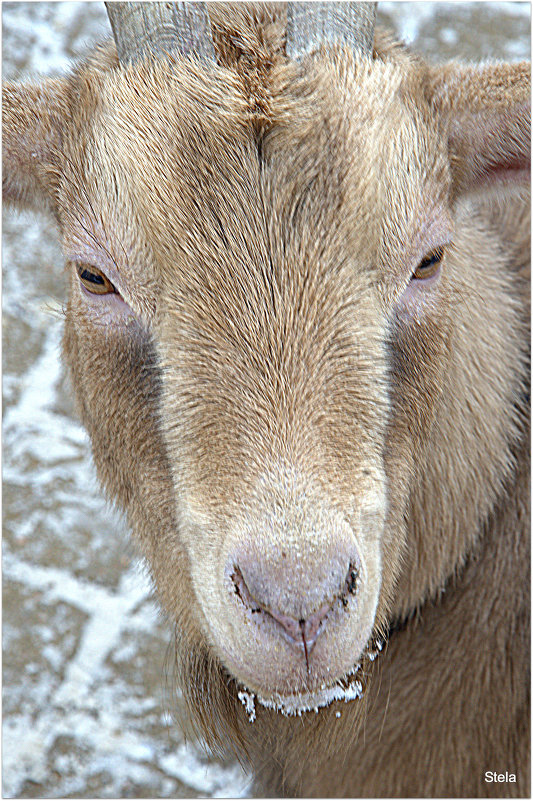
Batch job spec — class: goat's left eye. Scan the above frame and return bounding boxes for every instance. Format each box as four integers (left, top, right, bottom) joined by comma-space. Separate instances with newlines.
76, 263, 116, 295
412, 247, 445, 280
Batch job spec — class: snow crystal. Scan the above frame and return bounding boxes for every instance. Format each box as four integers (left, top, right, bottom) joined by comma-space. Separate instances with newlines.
367, 639, 384, 661
237, 690, 257, 723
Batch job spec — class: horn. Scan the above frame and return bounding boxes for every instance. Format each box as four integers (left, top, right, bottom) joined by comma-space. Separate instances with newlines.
105, 1, 215, 64
286, 1, 377, 60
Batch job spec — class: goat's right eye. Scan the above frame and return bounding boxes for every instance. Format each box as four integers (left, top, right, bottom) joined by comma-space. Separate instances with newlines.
76, 263, 116, 295
412, 247, 445, 281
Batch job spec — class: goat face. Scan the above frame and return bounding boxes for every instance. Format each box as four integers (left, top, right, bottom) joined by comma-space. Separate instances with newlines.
57, 50, 451, 705
4, 28, 528, 717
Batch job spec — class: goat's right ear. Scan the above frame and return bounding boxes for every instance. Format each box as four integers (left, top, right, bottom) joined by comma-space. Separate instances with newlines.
2, 79, 69, 213
428, 61, 530, 203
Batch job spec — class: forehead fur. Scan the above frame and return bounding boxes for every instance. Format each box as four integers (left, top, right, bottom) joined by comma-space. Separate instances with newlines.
59, 29, 446, 276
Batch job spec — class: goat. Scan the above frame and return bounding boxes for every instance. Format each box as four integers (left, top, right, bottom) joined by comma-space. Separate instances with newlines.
3, 2, 530, 796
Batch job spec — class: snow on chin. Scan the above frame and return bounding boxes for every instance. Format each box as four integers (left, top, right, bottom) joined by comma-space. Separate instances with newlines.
238, 640, 384, 722
257, 671, 364, 717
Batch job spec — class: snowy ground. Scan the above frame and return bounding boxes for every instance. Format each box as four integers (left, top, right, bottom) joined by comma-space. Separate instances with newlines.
2, 2, 530, 798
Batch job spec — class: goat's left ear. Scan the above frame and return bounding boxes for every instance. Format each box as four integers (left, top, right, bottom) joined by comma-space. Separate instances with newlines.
428, 61, 530, 202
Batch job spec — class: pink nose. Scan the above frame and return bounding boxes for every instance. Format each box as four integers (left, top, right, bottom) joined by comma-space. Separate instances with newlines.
229, 558, 360, 664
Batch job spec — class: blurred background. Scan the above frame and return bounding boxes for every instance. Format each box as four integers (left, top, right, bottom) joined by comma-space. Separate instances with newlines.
2, 2, 530, 798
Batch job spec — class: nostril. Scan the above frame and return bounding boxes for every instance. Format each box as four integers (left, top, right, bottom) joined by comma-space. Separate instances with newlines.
345, 561, 360, 596
231, 566, 263, 614
340, 561, 360, 607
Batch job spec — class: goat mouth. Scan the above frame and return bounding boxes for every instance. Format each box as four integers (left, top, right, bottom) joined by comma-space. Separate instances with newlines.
237, 639, 383, 720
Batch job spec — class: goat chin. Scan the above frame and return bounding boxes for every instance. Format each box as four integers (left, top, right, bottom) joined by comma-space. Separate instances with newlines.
237, 638, 385, 720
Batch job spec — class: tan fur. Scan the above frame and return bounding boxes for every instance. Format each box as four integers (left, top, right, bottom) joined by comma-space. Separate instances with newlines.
3, 4, 530, 797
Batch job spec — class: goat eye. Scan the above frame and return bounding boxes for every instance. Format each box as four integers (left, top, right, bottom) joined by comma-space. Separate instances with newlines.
76, 263, 116, 295
412, 247, 445, 280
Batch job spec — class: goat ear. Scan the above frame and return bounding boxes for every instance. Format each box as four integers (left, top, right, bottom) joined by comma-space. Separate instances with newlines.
2, 79, 69, 213
429, 61, 530, 202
